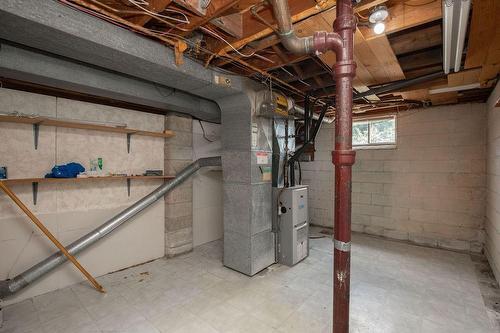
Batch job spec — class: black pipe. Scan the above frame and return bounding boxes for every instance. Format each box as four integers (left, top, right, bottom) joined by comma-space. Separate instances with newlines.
304, 94, 310, 143
353, 71, 444, 101
289, 103, 329, 186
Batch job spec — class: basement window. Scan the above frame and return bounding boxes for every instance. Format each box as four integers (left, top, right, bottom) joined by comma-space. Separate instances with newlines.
352, 116, 396, 149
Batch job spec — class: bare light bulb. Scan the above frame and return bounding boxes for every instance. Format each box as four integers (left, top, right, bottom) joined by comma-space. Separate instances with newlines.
373, 22, 385, 35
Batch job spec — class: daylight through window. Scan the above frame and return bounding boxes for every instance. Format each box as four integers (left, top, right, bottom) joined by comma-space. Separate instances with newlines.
352, 116, 396, 147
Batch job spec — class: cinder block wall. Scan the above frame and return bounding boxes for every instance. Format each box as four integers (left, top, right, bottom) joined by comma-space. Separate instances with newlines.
164, 114, 194, 257
486, 82, 500, 282
303, 103, 486, 252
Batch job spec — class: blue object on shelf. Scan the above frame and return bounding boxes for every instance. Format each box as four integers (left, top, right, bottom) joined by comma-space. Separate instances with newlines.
0, 167, 7, 179
45, 163, 85, 178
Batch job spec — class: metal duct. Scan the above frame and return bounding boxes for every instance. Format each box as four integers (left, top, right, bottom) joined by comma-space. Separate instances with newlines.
269, 0, 313, 54
269, 0, 342, 55
293, 104, 334, 123
0, 156, 221, 299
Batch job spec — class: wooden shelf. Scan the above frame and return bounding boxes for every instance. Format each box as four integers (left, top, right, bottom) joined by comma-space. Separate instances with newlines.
0, 175, 175, 185
0, 175, 175, 204
0, 115, 175, 138
0, 114, 174, 152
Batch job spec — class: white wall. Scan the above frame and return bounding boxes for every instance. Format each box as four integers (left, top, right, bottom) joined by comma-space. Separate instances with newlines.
192, 120, 223, 246
486, 82, 500, 283
0, 88, 165, 305
303, 103, 486, 252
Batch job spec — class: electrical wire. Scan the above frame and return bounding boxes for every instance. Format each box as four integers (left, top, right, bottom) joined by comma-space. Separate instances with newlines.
200, 27, 256, 58
127, 0, 190, 24
297, 159, 302, 185
59, 0, 335, 111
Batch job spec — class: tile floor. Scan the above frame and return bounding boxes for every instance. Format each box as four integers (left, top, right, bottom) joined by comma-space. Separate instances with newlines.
1, 233, 498, 333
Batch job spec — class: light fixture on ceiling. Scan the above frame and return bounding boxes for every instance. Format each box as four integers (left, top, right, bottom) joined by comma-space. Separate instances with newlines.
442, 0, 471, 74
373, 22, 385, 35
369, 5, 389, 35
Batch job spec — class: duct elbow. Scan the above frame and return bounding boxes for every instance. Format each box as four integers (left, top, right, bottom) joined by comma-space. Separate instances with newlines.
280, 32, 314, 55
270, 0, 342, 56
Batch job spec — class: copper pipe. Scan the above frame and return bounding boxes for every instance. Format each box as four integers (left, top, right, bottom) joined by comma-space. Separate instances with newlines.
0, 182, 105, 293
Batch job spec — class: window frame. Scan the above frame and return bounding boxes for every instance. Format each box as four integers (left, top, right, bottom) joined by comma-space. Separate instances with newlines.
352, 115, 397, 150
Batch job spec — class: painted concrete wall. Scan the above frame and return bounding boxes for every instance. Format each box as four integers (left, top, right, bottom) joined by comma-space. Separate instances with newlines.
192, 121, 222, 247
486, 82, 500, 282
303, 103, 486, 252
0, 88, 165, 305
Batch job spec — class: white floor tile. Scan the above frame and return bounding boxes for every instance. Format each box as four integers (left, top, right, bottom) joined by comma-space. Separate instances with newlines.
2, 235, 497, 333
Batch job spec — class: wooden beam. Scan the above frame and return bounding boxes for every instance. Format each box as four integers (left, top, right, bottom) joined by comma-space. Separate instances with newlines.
430, 91, 458, 106
465, 0, 496, 69
181, 0, 240, 34
447, 68, 481, 87
388, 23, 441, 56
398, 47, 442, 72
468, 0, 500, 82
355, 29, 405, 83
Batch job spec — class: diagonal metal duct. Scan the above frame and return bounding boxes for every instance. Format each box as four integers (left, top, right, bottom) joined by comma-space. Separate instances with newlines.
0, 157, 221, 299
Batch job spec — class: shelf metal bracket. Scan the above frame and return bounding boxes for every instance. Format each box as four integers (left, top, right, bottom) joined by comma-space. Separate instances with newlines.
127, 178, 131, 197
33, 123, 40, 150
127, 133, 132, 154
32, 182, 38, 205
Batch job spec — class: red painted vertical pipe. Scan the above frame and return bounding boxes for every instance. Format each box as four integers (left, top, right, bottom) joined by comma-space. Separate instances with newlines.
269, 0, 356, 330
332, 0, 356, 332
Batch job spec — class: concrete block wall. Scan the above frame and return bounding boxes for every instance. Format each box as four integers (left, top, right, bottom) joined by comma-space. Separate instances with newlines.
486, 82, 500, 282
301, 123, 335, 228
164, 114, 194, 257
0, 88, 165, 305
303, 103, 486, 252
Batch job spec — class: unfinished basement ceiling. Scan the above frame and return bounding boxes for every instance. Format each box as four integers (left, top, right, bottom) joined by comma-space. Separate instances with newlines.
60, 0, 499, 115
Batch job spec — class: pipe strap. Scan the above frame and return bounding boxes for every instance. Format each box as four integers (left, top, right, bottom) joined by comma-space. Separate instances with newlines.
333, 239, 351, 252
